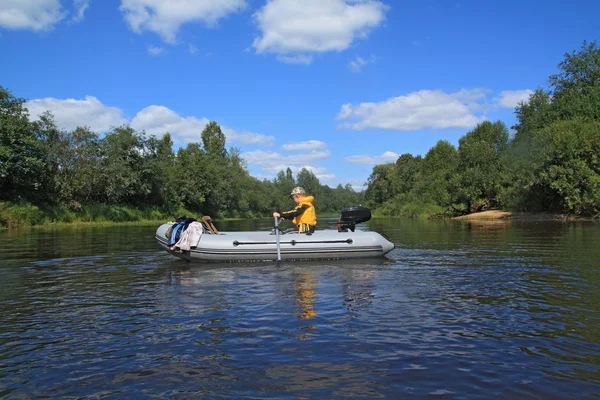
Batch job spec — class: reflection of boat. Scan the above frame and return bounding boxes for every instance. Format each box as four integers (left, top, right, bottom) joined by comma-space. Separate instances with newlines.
155, 207, 395, 262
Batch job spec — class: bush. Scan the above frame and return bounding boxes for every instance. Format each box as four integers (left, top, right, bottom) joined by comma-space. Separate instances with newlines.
0, 202, 47, 228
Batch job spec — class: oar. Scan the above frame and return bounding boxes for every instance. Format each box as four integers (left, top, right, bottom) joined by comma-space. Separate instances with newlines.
274, 215, 281, 262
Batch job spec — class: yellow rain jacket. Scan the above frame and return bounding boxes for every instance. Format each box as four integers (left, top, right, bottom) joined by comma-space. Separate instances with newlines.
280, 195, 317, 233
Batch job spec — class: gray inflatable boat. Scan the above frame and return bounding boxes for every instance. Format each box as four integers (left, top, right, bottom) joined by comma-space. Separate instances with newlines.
155, 207, 395, 262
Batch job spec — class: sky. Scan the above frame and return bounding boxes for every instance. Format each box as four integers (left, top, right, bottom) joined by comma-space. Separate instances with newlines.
1, 0, 599, 191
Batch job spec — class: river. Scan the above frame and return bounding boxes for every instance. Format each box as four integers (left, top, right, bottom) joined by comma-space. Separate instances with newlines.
1, 218, 599, 398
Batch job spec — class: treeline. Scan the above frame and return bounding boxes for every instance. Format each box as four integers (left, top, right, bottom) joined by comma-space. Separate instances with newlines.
364, 41, 600, 219
2, 41, 598, 228
0, 92, 362, 227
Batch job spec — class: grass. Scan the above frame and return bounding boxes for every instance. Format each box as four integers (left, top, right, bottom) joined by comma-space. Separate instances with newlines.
0, 202, 192, 230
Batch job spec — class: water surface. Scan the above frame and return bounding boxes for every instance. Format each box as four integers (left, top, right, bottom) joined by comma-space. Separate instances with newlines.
1, 218, 599, 398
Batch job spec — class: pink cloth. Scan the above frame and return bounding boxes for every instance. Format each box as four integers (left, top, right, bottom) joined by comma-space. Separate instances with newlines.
172, 221, 204, 251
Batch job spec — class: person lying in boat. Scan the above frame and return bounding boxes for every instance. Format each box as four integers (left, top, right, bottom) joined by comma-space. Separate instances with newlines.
273, 186, 317, 234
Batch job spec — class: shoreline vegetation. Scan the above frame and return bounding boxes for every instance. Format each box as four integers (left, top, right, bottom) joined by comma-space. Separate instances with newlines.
1, 204, 596, 231
2, 42, 600, 230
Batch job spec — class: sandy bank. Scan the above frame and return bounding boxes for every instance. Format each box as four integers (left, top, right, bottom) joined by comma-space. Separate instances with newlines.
452, 210, 594, 221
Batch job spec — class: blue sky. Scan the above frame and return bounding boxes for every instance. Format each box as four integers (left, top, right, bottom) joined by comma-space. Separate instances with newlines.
1, 0, 599, 190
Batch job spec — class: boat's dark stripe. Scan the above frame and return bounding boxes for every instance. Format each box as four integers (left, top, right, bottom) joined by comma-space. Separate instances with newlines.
232, 238, 352, 246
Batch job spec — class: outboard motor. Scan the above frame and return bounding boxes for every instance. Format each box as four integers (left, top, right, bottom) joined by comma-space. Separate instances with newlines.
337, 206, 371, 232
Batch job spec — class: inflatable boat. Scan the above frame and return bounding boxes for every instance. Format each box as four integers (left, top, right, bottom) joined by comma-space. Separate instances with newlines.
155, 207, 395, 262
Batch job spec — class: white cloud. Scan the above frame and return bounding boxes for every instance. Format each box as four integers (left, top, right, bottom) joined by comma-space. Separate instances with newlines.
130, 105, 208, 142
345, 151, 398, 165
495, 89, 533, 108
242, 149, 331, 174
296, 165, 336, 183
72, 0, 90, 23
276, 54, 313, 65
347, 54, 377, 72
0, 0, 66, 31
282, 140, 327, 151
119, 0, 246, 44
337, 89, 489, 131
147, 45, 166, 55
222, 127, 275, 147
131, 105, 275, 146
25, 96, 274, 147
26, 96, 127, 132
252, 0, 388, 63
188, 44, 198, 55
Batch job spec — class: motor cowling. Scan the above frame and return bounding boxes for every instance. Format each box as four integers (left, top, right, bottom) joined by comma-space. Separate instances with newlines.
337, 206, 371, 232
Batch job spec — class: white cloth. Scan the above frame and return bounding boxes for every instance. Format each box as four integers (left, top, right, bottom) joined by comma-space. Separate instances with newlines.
172, 221, 204, 251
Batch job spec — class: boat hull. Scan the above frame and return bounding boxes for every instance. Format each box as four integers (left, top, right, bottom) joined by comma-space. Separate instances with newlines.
156, 223, 394, 262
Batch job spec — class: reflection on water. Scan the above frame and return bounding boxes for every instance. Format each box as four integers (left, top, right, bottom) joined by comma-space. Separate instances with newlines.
0, 219, 599, 398
295, 271, 317, 321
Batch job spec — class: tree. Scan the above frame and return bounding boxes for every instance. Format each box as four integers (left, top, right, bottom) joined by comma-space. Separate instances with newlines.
455, 121, 509, 212
527, 119, 600, 215
146, 133, 177, 210
0, 86, 46, 202
412, 140, 458, 208
99, 125, 152, 205
365, 163, 397, 207
274, 167, 296, 200
395, 153, 422, 195
201, 121, 227, 158
296, 168, 320, 199
508, 41, 600, 213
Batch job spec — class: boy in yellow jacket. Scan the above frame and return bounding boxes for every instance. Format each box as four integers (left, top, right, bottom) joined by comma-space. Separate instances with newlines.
273, 187, 317, 233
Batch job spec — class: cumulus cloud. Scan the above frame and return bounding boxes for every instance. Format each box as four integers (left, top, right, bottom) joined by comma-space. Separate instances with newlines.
345, 151, 398, 164
495, 89, 533, 108
252, 0, 388, 63
337, 89, 489, 131
282, 140, 327, 151
26, 96, 127, 132
119, 0, 246, 43
241, 149, 331, 174
0, 0, 66, 31
25, 96, 274, 147
131, 105, 275, 146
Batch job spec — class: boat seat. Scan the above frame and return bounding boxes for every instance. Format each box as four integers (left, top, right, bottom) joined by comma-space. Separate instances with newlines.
201, 216, 219, 235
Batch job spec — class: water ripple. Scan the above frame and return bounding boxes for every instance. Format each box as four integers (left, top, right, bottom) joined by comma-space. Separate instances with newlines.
1, 221, 599, 398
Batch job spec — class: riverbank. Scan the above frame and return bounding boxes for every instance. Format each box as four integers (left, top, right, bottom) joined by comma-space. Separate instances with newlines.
452, 210, 597, 222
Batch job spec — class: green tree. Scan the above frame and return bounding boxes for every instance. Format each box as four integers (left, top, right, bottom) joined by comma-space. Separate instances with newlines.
99, 125, 152, 205
527, 119, 600, 215
395, 153, 422, 195
146, 133, 178, 211
509, 40, 600, 213
0, 86, 46, 202
455, 121, 509, 212
171, 143, 209, 211
549, 40, 600, 121
296, 168, 320, 199
365, 163, 397, 207
201, 121, 227, 158
412, 140, 458, 208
